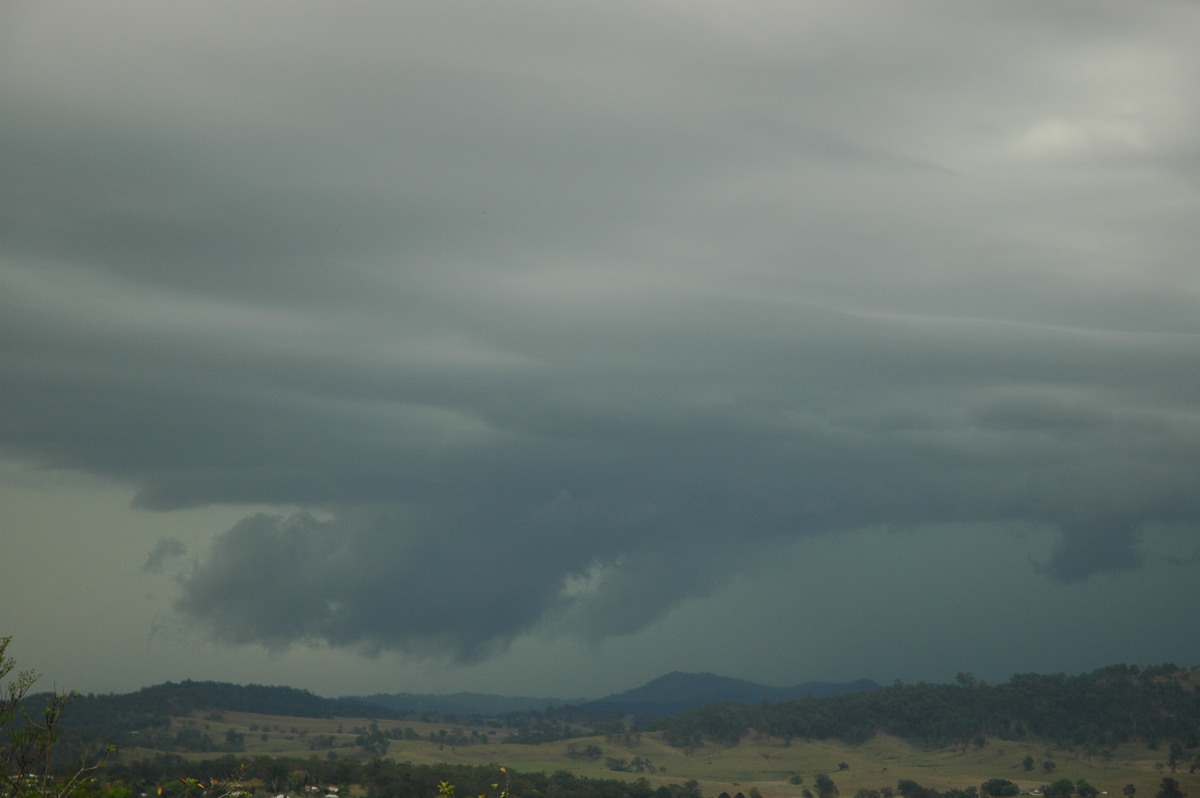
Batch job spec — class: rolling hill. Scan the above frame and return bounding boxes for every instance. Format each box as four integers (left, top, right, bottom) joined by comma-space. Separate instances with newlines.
27, 663, 1200, 798
351, 673, 879, 718
581, 671, 881, 716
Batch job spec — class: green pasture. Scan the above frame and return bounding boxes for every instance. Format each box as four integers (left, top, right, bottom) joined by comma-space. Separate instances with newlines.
154, 711, 1198, 798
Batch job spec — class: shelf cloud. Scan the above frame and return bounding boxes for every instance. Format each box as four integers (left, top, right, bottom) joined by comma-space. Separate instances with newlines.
3, 1, 1199, 672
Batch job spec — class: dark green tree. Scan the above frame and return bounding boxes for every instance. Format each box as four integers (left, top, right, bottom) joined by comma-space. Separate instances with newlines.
1045, 779, 1075, 798
1155, 778, 1184, 798
981, 779, 1018, 797
816, 774, 839, 798
1168, 742, 1184, 773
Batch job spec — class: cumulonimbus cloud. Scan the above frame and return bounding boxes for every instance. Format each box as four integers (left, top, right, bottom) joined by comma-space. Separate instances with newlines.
3, 0, 1199, 661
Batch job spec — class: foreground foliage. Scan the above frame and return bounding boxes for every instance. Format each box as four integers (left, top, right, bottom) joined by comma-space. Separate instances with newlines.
103, 756, 705, 798
1, 637, 110, 798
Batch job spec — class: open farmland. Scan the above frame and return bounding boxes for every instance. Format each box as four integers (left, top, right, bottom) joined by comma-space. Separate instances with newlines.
120, 710, 1199, 798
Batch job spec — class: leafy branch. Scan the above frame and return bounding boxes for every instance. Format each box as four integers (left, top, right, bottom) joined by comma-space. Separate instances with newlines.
1, 636, 112, 798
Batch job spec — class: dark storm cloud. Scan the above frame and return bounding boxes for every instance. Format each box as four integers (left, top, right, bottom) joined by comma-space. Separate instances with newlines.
143, 537, 187, 574
3, 1, 1199, 660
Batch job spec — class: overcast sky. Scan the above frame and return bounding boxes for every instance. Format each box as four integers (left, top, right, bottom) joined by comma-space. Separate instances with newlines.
3, 1, 1200, 701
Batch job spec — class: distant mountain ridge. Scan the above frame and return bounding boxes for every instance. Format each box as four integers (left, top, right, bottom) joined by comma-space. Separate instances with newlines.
354, 672, 880, 718
43, 672, 879, 727
354, 691, 576, 716
46, 680, 402, 731
581, 671, 881, 716
40, 664, 1200, 761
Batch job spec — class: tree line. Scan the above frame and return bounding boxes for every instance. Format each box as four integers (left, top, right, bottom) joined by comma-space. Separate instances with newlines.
95, 756, 696, 798
653, 665, 1199, 752
27, 663, 1200, 767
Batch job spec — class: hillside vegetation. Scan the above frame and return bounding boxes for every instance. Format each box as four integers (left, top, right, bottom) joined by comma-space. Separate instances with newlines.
21, 664, 1200, 798
95, 719, 1195, 798
656, 665, 1200, 751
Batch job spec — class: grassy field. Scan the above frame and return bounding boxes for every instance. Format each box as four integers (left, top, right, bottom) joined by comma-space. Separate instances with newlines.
123, 710, 1199, 798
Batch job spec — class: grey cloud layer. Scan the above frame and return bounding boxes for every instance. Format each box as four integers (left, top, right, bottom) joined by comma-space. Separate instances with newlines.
3, 1, 1198, 659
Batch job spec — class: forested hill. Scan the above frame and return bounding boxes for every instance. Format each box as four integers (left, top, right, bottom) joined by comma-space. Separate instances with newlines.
42, 680, 399, 732
656, 663, 1200, 751
357, 673, 879, 720
34, 663, 1200, 761
581, 672, 881, 717
355, 691, 574, 716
